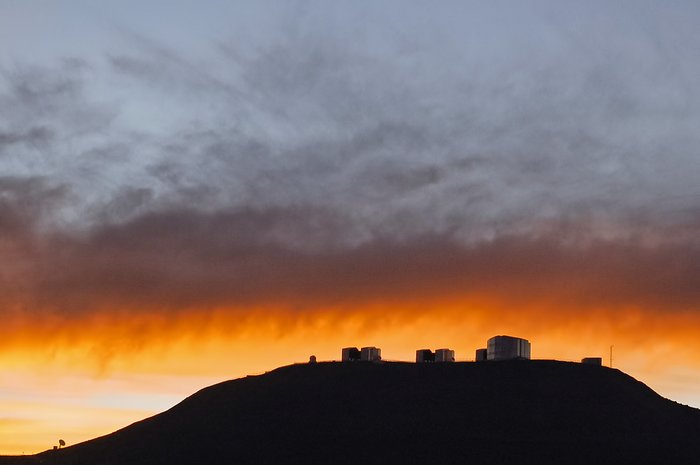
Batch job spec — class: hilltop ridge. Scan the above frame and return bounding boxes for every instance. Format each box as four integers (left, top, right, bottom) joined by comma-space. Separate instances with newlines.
2, 360, 699, 465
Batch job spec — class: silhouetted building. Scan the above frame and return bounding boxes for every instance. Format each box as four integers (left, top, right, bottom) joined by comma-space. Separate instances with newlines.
435, 348, 455, 362
360, 346, 382, 362
487, 335, 531, 360
416, 349, 435, 363
342, 347, 361, 362
475, 348, 488, 362
581, 357, 602, 366
309, 355, 317, 364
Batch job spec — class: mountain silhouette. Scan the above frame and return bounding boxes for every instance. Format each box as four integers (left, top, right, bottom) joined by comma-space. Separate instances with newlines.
2, 360, 699, 464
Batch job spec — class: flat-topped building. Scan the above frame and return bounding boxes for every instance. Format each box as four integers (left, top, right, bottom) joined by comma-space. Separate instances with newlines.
342, 346, 381, 362
487, 335, 531, 361
341, 347, 361, 362
416, 349, 435, 363
360, 346, 382, 362
435, 348, 455, 362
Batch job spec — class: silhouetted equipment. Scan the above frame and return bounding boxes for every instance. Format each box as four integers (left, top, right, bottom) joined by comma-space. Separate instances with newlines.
59, 439, 65, 448
582, 357, 603, 366
487, 335, 531, 360
360, 346, 381, 362
610, 345, 614, 368
342, 346, 382, 362
341, 347, 361, 361
416, 349, 435, 362
309, 355, 317, 364
435, 348, 455, 362
475, 348, 488, 362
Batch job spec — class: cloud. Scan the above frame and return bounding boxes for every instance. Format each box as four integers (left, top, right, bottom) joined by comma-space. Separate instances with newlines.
0, 126, 54, 154
0, 2, 698, 331
101, 10, 700, 243
3, 4, 700, 452
0, 205, 695, 322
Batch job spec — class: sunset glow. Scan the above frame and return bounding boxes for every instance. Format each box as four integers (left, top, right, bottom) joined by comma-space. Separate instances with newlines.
2, 0, 700, 456
2, 301, 700, 453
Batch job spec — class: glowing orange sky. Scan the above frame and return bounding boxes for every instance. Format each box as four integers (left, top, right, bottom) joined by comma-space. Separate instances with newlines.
2, 298, 700, 455
2, 0, 700, 456
2, 208, 699, 456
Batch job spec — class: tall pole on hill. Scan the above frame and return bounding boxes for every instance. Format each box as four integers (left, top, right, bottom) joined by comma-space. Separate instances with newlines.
610, 345, 614, 368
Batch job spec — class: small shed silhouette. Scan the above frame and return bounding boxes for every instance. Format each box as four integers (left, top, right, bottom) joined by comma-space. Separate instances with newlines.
341, 347, 361, 362
435, 348, 455, 362
360, 346, 381, 362
475, 348, 488, 362
581, 357, 602, 366
416, 349, 435, 363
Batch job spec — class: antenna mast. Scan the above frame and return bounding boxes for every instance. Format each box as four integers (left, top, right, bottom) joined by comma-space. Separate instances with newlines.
609, 345, 614, 368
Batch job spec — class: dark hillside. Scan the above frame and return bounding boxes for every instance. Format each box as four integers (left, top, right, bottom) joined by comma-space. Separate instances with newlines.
4, 361, 700, 465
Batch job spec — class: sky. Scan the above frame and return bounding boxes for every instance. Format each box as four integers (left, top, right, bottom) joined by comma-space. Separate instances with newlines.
1, 0, 700, 454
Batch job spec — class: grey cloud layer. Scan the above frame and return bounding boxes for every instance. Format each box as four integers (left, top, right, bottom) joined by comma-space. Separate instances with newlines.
1, 205, 698, 317
1, 2, 699, 315
3, 6, 699, 243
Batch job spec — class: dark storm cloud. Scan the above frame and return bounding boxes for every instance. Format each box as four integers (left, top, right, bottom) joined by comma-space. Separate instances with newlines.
1, 2, 699, 319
